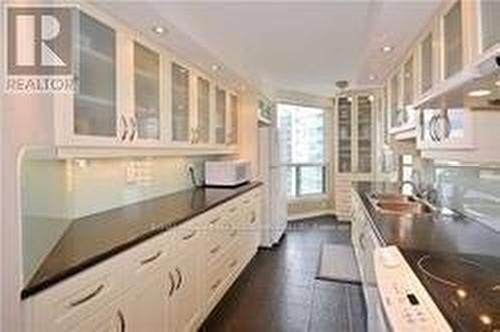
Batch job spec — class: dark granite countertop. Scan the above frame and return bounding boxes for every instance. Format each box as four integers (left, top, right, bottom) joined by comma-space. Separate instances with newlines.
22, 181, 262, 299
353, 181, 500, 331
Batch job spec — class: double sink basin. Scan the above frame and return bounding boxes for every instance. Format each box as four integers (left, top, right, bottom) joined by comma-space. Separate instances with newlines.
368, 192, 434, 215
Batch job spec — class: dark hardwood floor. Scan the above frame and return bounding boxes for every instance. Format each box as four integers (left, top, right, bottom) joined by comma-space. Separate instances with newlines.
200, 216, 367, 332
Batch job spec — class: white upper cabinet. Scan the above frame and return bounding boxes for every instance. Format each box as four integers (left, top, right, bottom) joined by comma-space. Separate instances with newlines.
419, 32, 434, 95
478, 0, 500, 53
195, 75, 212, 145
132, 41, 162, 145
442, 1, 463, 79
215, 86, 228, 145
228, 93, 239, 145
170, 62, 192, 144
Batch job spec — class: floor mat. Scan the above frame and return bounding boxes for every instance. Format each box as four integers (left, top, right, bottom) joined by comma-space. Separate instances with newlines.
317, 243, 361, 284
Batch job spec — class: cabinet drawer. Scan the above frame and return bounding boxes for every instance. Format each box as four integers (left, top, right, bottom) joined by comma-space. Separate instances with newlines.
174, 215, 205, 253
28, 255, 125, 332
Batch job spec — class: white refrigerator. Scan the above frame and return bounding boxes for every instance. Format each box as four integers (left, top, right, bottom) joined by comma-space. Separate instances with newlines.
258, 126, 288, 247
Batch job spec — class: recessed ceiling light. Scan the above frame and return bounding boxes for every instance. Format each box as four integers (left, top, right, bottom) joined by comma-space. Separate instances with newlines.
369, 75, 376, 81
468, 89, 491, 97
211, 64, 221, 72
152, 26, 166, 34
381, 46, 393, 53
495, 80, 500, 87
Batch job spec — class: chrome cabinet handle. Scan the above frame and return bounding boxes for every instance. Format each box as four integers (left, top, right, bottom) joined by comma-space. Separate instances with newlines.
211, 278, 222, 291
175, 268, 182, 290
243, 199, 251, 205
359, 233, 366, 252
182, 230, 197, 240
68, 284, 104, 308
118, 309, 126, 332
140, 250, 162, 265
230, 230, 238, 238
250, 211, 256, 224
229, 207, 237, 213
229, 259, 238, 268
129, 116, 138, 141
119, 115, 129, 141
168, 272, 175, 297
210, 244, 221, 255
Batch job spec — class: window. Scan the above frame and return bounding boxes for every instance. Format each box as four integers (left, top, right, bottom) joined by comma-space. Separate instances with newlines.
277, 104, 326, 198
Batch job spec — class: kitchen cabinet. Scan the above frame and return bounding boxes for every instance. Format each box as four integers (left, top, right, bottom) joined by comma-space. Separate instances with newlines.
478, 0, 500, 53
195, 75, 212, 145
228, 93, 239, 145
334, 92, 377, 221
171, 61, 192, 144
24, 186, 263, 332
419, 32, 434, 95
215, 86, 228, 145
132, 41, 162, 144
442, 1, 463, 79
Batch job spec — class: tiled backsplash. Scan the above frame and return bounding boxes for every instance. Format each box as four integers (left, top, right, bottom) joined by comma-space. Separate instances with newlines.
21, 155, 208, 283
431, 162, 500, 232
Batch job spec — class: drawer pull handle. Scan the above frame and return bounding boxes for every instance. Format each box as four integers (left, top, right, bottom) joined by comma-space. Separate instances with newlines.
250, 212, 256, 224
210, 217, 221, 225
230, 230, 238, 238
118, 309, 126, 332
243, 199, 251, 204
140, 251, 162, 265
168, 272, 175, 297
229, 207, 237, 213
210, 245, 221, 255
175, 268, 182, 290
229, 259, 238, 268
182, 230, 197, 240
211, 279, 222, 291
68, 284, 104, 307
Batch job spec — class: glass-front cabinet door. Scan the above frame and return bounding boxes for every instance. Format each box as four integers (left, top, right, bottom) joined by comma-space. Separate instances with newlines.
442, 1, 463, 79
357, 96, 372, 173
133, 42, 161, 143
215, 86, 227, 144
195, 75, 211, 145
171, 62, 191, 143
479, 0, 500, 53
337, 97, 352, 173
420, 32, 433, 95
228, 93, 239, 145
73, 11, 117, 142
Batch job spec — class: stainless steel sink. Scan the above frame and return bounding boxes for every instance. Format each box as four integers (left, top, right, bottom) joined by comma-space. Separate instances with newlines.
369, 192, 433, 215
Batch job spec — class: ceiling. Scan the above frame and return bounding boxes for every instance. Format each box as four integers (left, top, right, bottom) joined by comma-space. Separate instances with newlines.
95, 1, 442, 97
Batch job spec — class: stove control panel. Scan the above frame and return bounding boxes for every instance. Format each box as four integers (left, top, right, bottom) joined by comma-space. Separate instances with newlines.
374, 246, 452, 332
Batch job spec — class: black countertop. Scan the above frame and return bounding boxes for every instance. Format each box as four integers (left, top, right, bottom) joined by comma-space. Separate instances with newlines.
22, 182, 262, 299
353, 181, 500, 331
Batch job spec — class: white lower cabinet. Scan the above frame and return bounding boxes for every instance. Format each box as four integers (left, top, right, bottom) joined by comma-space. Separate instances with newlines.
24, 187, 262, 332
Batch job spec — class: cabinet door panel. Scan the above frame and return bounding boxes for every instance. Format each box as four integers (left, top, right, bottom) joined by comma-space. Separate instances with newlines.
228, 94, 238, 145
172, 63, 191, 143
215, 87, 227, 144
357, 96, 372, 173
481, 0, 500, 52
197, 76, 211, 144
420, 33, 433, 94
134, 42, 160, 141
74, 11, 116, 138
443, 1, 462, 79
337, 97, 352, 173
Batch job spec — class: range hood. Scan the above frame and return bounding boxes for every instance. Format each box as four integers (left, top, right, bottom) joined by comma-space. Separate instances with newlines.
414, 45, 500, 110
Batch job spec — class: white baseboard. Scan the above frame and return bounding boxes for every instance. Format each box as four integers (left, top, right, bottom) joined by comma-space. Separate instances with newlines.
287, 209, 336, 222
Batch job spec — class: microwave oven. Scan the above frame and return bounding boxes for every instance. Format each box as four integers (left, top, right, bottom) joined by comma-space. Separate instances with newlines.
205, 160, 252, 187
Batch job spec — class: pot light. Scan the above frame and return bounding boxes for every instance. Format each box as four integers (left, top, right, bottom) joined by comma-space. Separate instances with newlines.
369, 75, 376, 81
495, 80, 500, 87
152, 26, 166, 35
381, 45, 393, 53
468, 89, 491, 97
211, 64, 221, 72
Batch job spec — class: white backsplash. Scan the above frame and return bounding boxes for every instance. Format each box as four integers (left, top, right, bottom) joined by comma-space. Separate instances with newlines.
21, 155, 209, 283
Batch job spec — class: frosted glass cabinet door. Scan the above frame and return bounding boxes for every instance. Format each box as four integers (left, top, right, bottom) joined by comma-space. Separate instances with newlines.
196, 76, 211, 144
171, 63, 191, 143
357, 96, 372, 173
337, 97, 352, 173
228, 94, 238, 145
74, 11, 117, 138
443, 1, 462, 79
215, 87, 227, 144
480, 0, 500, 52
134, 42, 160, 141
420, 33, 433, 94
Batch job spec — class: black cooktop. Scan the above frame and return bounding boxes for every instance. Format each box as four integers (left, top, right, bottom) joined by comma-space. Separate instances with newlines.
402, 249, 500, 332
